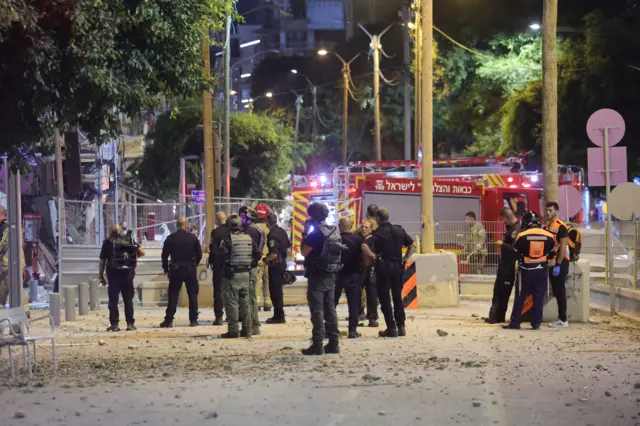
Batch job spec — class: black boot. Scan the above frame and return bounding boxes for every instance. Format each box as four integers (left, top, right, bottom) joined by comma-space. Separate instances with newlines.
398, 325, 406, 337
368, 320, 379, 328
301, 342, 324, 356
502, 323, 521, 330
159, 321, 173, 328
107, 324, 120, 332
263, 306, 272, 312
379, 328, 398, 338
324, 340, 340, 354
348, 328, 360, 339
240, 329, 251, 338
265, 317, 286, 324
252, 325, 261, 336
126, 324, 137, 331
190, 320, 199, 327
213, 317, 223, 326
221, 331, 240, 338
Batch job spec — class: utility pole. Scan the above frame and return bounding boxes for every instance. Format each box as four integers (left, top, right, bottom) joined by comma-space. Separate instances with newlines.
293, 93, 303, 190
413, 1, 422, 160
359, 24, 393, 161
420, 0, 434, 253
542, 0, 559, 205
402, 1, 412, 161
7, 165, 23, 307
54, 129, 65, 288
223, 14, 232, 208
202, 30, 216, 246
311, 86, 318, 172
333, 53, 360, 165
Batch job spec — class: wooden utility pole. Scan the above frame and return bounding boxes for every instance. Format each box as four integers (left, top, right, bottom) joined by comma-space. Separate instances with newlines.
402, 1, 412, 161
342, 65, 349, 164
542, 0, 559, 205
414, 1, 422, 160
202, 32, 216, 246
420, 0, 434, 253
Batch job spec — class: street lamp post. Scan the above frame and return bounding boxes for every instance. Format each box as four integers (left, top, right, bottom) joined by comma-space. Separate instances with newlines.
318, 50, 360, 164
542, 0, 559, 205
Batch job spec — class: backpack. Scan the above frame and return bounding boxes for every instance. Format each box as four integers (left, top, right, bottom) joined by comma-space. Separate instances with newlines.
567, 226, 582, 261
250, 223, 266, 254
317, 225, 344, 274
228, 232, 253, 268
110, 235, 139, 271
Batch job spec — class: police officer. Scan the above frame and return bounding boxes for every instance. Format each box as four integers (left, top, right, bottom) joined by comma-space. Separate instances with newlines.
160, 217, 203, 328
220, 214, 254, 338
300, 202, 341, 355
263, 212, 289, 324
209, 212, 229, 326
99, 224, 145, 332
503, 212, 556, 330
362, 208, 416, 338
544, 202, 570, 328
239, 206, 266, 336
334, 217, 364, 338
486, 208, 521, 324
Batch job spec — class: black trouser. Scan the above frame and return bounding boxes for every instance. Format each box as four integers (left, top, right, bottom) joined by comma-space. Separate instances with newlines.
212, 265, 224, 318
164, 263, 199, 323
107, 269, 135, 325
308, 274, 339, 344
335, 272, 361, 330
549, 259, 569, 322
488, 261, 516, 322
510, 268, 548, 328
362, 264, 378, 321
268, 261, 286, 319
376, 260, 405, 330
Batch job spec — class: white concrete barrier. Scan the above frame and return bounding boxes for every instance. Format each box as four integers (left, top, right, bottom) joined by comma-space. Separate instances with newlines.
412, 252, 459, 308
540, 259, 590, 323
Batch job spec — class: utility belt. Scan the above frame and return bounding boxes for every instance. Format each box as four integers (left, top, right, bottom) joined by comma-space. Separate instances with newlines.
224, 264, 251, 278
169, 261, 195, 271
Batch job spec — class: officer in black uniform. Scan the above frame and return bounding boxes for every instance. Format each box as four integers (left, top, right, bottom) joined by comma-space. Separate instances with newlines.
362, 208, 416, 338
160, 217, 203, 328
300, 202, 341, 355
334, 217, 364, 338
486, 208, 521, 324
263, 212, 289, 324
504, 211, 556, 330
209, 211, 229, 326
99, 224, 145, 332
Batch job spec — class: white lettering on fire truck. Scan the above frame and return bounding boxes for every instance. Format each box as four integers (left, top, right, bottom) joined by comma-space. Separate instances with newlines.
433, 183, 473, 194
384, 180, 416, 192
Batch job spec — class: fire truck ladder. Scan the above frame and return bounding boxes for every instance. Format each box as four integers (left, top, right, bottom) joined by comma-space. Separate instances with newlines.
332, 166, 351, 220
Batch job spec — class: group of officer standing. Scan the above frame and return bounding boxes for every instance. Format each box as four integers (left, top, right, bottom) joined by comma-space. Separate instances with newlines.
486, 202, 573, 330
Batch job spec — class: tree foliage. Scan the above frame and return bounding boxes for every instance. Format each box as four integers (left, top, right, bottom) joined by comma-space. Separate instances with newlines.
132, 108, 309, 199
0, 0, 234, 163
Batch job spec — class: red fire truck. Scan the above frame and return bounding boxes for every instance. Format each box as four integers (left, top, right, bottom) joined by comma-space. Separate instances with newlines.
290, 155, 584, 260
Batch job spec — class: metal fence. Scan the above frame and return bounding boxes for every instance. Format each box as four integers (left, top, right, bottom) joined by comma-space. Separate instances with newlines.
434, 220, 640, 290
434, 221, 505, 276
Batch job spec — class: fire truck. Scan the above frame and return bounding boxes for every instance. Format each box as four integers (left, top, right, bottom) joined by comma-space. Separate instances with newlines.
291, 154, 585, 263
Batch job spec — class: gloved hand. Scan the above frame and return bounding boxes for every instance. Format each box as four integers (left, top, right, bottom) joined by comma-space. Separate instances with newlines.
552, 266, 561, 277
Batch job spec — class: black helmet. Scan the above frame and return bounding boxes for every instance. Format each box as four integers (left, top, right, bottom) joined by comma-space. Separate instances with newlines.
228, 214, 242, 231
521, 211, 542, 230
307, 202, 329, 222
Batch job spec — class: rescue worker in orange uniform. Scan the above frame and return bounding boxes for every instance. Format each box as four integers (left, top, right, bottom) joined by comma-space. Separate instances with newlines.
544, 202, 570, 329
503, 211, 556, 330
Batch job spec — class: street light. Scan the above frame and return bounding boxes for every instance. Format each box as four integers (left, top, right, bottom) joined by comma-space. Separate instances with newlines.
265, 91, 273, 98
291, 69, 298, 74
239, 39, 260, 48
529, 23, 541, 30
317, 49, 328, 56
240, 73, 251, 78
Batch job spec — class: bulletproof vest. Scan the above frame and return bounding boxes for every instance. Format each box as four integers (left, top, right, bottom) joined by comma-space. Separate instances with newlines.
109, 236, 138, 271
228, 232, 253, 268
567, 227, 582, 261
316, 225, 343, 274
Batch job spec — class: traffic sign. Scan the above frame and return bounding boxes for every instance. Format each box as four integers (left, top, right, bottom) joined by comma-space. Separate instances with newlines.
609, 182, 640, 220
587, 109, 626, 147
557, 185, 582, 221
587, 147, 627, 187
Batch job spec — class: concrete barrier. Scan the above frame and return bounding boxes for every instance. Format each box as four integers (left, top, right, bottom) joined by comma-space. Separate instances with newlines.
49, 293, 61, 327
591, 283, 640, 321
63, 286, 77, 321
77, 282, 89, 316
541, 259, 590, 323
412, 252, 459, 308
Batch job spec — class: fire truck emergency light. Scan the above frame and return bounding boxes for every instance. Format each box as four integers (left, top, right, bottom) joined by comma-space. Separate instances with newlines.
310, 181, 318, 188
507, 177, 514, 183
319, 174, 328, 185
530, 175, 539, 183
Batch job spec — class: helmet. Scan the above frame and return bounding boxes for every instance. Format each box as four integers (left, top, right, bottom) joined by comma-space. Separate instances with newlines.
307, 202, 329, 222
228, 214, 243, 231
239, 206, 258, 223
255, 203, 271, 220
521, 211, 542, 230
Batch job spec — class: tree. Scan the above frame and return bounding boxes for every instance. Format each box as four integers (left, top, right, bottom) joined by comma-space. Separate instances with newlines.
0, 0, 234, 162
132, 108, 311, 199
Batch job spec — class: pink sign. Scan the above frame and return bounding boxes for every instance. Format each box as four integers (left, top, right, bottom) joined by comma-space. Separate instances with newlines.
557, 185, 582, 220
586, 109, 626, 147
587, 147, 627, 186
